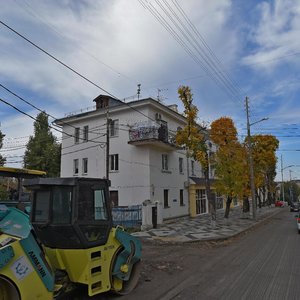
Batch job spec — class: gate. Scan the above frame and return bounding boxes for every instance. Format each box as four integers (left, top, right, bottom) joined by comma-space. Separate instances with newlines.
112, 205, 142, 228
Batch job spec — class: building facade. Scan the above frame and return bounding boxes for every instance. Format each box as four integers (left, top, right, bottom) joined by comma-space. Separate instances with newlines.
55, 95, 221, 224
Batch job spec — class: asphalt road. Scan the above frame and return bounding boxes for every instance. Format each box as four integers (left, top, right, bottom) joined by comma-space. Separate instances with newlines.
114, 208, 300, 300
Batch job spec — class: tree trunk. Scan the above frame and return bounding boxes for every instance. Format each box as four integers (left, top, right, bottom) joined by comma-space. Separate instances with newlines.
224, 195, 232, 218
262, 186, 267, 207
267, 190, 272, 207
204, 153, 216, 224
257, 190, 262, 208
242, 196, 250, 213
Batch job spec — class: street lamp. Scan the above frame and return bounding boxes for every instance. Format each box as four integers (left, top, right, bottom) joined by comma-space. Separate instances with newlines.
245, 96, 268, 220
280, 163, 300, 202
250, 117, 269, 126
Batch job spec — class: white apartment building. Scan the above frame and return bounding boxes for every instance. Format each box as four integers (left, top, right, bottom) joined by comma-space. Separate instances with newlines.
55, 95, 207, 223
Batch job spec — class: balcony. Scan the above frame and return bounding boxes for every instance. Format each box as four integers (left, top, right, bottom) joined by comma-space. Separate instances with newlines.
128, 121, 177, 150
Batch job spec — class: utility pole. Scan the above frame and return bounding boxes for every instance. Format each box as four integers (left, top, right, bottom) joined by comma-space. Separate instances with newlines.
106, 108, 110, 181
246, 96, 257, 220
281, 155, 285, 202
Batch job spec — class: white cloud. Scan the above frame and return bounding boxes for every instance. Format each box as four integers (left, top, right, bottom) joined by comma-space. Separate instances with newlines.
0, 0, 238, 112
242, 0, 300, 70
0, 0, 255, 166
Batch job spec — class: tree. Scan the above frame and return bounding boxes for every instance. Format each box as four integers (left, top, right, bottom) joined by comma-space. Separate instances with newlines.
210, 117, 248, 218
24, 112, 61, 177
175, 86, 216, 223
0, 129, 6, 166
251, 135, 279, 206
283, 181, 300, 204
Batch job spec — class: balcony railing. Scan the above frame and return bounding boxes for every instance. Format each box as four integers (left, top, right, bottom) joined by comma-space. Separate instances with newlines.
128, 121, 176, 149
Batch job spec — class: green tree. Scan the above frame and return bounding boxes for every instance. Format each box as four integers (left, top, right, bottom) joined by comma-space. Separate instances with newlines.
0, 129, 6, 166
24, 112, 61, 177
283, 181, 300, 204
175, 86, 216, 222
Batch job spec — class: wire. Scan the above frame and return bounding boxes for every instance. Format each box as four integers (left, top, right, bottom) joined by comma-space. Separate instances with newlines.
0, 96, 106, 145
139, 0, 244, 108
0, 20, 118, 99
14, 0, 138, 85
0, 83, 106, 136
61, 144, 103, 156
0, 20, 185, 139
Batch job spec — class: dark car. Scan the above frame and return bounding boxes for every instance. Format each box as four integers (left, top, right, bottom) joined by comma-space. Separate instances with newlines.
290, 202, 300, 212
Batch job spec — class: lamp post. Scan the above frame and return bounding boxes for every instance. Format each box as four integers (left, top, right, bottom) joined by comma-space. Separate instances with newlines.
245, 96, 268, 220
280, 162, 300, 203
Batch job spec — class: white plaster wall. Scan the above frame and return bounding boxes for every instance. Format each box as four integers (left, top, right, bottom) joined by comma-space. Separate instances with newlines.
59, 99, 204, 221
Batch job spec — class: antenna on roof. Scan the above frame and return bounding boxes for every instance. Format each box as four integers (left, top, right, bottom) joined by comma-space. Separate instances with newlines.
157, 88, 168, 102
137, 84, 141, 100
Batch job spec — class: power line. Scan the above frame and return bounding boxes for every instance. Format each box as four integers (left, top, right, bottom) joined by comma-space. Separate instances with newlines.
1, 18, 247, 145
139, 0, 244, 108
0, 20, 118, 99
0, 96, 106, 145
14, 0, 138, 85
61, 144, 104, 156
0, 83, 106, 136
162, 0, 244, 98
171, 0, 245, 96
0, 20, 174, 136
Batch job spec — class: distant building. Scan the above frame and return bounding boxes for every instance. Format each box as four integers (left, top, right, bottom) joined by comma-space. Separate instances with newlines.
55, 95, 223, 225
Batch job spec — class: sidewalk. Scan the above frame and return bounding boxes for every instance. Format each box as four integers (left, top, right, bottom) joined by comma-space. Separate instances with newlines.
132, 206, 282, 243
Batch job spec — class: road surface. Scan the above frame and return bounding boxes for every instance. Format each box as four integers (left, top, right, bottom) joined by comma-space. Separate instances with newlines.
114, 208, 300, 300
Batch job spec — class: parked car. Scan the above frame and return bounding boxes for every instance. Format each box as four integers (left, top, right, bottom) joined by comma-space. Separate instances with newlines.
275, 200, 285, 207
295, 214, 300, 234
290, 202, 300, 212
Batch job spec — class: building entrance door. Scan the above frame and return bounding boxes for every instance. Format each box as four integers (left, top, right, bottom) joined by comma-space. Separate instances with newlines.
196, 189, 207, 215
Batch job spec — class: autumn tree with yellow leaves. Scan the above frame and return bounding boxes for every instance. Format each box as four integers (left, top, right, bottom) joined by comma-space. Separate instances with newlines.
175, 86, 216, 222
210, 117, 248, 218
251, 134, 279, 206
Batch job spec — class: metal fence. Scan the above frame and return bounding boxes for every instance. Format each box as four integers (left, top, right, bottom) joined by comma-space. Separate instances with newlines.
0, 201, 143, 229
112, 205, 142, 228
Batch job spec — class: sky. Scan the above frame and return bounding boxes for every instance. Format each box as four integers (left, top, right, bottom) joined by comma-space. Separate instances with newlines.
0, 0, 300, 181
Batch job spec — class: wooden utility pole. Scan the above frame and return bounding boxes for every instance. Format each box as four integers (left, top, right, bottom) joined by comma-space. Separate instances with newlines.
246, 96, 257, 220
106, 109, 110, 180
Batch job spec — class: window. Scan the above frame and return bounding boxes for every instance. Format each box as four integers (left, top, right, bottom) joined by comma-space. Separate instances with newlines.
94, 189, 108, 220
180, 189, 184, 206
82, 158, 88, 174
73, 159, 79, 175
99, 98, 109, 108
110, 191, 119, 207
33, 191, 50, 222
109, 154, 119, 171
196, 189, 207, 214
74, 127, 80, 144
52, 187, 72, 224
164, 189, 169, 208
78, 185, 108, 222
179, 157, 184, 174
109, 119, 119, 137
83, 125, 89, 142
77, 184, 109, 243
162, 154, 168, 171
191, 160, 195, 175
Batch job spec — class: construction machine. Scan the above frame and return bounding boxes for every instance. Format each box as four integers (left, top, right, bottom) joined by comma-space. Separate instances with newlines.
0, 177, 141, 299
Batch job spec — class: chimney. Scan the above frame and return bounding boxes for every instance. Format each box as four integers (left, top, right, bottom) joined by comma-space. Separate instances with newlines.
167, 104, 178, 112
